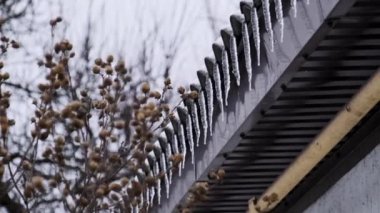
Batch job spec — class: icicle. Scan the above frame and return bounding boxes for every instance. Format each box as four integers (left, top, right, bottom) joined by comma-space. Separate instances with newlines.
274, 0, 284, 42
205, 78, 214, 135
213, 64, 224, 119
291, 0, 297, 18
179, 124, 186, 169
140, 193, 144, 209
161, 153, 170, 199
242, 23, 252, 90
190, 102, 200, 147
251, 6, 261, 66
150, 187, 155, 206
221, 49, 230, 106
154, 162, 161, 205
262, 0, 274, 52
157, 178, 161, 204
185, 112, 194, 164
169, 167, 173, 185
167, 143, 173, 184
146, 190, 150, 207
229, 35, 241, 86
172, 132, 182, 176
198, 91, 208, 144
173, 137, 179, 156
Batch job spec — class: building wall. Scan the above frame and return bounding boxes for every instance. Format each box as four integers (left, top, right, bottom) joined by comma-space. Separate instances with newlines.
305, 144, 380, 213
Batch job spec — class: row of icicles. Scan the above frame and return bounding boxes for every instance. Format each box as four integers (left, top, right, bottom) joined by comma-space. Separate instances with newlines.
122, 1, 310, 212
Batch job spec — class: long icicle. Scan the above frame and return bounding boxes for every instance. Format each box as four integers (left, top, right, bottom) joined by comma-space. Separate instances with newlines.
179, 124, 186, 169
230, 35, 241, 86
262, 0, 274, 52
140, 192, 144, 209
167, 143, 173, 184
213, 63, 224, 119
171, 129, 182, 176
242, 22, 252, 90
185, 112, 194, 164
221, 49, 230, 106
190, 101, 201, 147
198, 91, 208, 144
145, 177, 150, 207
251, 6, 261, 66
274, 0, 284, 42
206, 78, 214, 135
154, 162, 161, 205
150, 186, 155, 206
291, 0, 297, 18
161, 153, 170, 199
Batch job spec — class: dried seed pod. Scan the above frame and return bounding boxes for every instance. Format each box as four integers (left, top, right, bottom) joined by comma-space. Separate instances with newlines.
141, 82, 150, 94
48, 179, 58, 188
169, 154, 184, 168
31, 176, 45, 192
177, 86, 185, 95
109, 182, 122, 192
114, 120, 125, 129
79, 196, 89, 207
95, 187, 105, 198
164, 78, 171, 86
121, 177, 129, 186
22, 160, 32, 170
24, 182, 34, 198
145, 176, 156, 187
95, 58, 102, 66
88, 160, 99, 172
107, 55, 114, 63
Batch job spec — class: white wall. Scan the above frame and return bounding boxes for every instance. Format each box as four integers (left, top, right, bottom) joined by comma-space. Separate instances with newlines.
305, 144, 380, 213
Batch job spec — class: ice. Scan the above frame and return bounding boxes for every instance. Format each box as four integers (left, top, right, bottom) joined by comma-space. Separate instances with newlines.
198, 91, 208, 145
140, 193, 144, 209
146, 189, 150, 207
291, 0, 297, 18
229, 35, 241, 86
190, 101, 200, 147
251, 6, 261, 66
205, 78, 214, 135
178, 124, 186, 169
172, 128, 183, 176
213, 63, 224, 119
262, 0, 274, 51
186, 112, 194, 164
221, 49, 230, 106
274, 0, 284, 42
150, 187, 155, 206
155, 162, 161, 205
242, 23, 252, 90
167, 143, 173, 184
161, 153, 170, 199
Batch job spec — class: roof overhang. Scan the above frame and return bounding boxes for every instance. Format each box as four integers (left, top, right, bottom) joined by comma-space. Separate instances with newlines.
153, 0, 380, 212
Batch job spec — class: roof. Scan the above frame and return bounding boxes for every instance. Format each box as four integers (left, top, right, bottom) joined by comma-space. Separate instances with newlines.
151, 0, 380, 212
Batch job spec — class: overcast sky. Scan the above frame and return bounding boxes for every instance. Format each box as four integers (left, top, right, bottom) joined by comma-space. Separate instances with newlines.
4, 0, 241, 166
9, 0, 241, 85
3, 0, 240, 127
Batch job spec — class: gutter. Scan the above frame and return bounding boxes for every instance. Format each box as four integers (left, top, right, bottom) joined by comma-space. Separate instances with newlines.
248, 69, 380, 213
